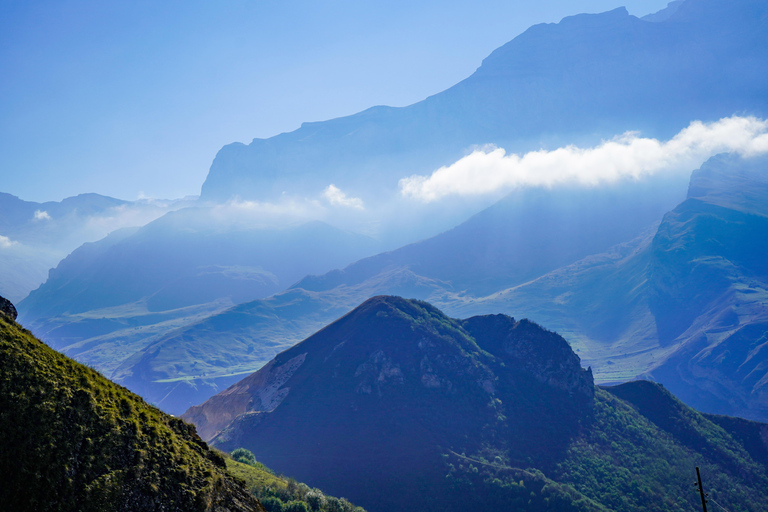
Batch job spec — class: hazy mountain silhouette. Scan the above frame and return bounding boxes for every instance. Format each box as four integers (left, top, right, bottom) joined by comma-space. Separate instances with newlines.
108, 168, 685, 413
0, 192, 195, 302
201, 0, 768, 203
17, 207, 381, 413
451, 153, 768, 420
17, 0, 768, 419
154, 153, 768, 421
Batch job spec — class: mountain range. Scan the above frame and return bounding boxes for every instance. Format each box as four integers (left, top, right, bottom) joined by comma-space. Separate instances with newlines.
10, 0, 768, 510
0, 192, 194, 303
119, 151, 766, 417
450, 152, 768, 420
25, 166, 685, 414
13, 0, 768, 421
201, 0, 768, 204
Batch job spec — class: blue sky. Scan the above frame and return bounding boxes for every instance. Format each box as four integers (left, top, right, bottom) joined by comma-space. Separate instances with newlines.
1, 0, 669, 202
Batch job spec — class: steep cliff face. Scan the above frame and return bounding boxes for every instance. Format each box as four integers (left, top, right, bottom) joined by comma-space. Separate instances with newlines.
645, 154, 768, 418
184, 352, 308, 442
462, 315, 594, 398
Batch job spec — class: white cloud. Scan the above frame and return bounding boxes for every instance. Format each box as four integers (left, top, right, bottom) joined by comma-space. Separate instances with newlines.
0, 235, 17, 248
400, 116, 768, 202
33, 210, 51, 220
207, 196, 328, 228
323, 184, 365, 210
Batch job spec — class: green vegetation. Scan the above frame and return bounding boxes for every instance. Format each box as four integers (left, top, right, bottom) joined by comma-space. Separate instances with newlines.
225, 449, 365, 512
441, 385, 768, 512
0, 315, 260, 512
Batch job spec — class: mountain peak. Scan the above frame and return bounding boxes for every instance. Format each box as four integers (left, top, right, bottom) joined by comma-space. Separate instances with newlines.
642, 0, 685, 22
184, 297, 593, 443
182, 298, 768, 512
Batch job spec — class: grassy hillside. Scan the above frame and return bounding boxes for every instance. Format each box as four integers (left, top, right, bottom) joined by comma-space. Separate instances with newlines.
0, 313, 263, 512
224, 450, 366, 512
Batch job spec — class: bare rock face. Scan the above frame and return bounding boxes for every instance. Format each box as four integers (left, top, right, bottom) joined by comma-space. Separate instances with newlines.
0, 296, 17, 321
183, 352, 307, 441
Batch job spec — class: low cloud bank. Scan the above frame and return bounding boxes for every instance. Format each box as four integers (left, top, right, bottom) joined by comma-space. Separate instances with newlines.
400, 116, 768, 202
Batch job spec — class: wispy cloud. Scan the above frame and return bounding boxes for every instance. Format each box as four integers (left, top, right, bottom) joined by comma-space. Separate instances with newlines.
33, 210, 51, 220
400, 116, 768, 202
207, 197, 328, 228
0, 235, 17, 248
323, 184, 365, 210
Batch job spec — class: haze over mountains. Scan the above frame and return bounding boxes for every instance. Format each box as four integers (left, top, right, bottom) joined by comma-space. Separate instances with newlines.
16, 207, 381, 412
0, 192, 195, 303
9, 0, 768, 424
123, 151, 768, 417
455, 153, 768, 419
4, 0, 768, 510
201, 0, 768, 205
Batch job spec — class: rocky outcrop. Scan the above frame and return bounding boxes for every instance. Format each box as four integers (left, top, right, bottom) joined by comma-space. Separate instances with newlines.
0, 295, 17, 321
183, 352, 307, 441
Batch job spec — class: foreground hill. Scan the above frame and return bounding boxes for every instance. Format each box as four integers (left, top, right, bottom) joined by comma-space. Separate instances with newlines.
201, 0, 768, 202
0, 303, 264, 512
184, 296, 768, 512
224, 451, 366, 512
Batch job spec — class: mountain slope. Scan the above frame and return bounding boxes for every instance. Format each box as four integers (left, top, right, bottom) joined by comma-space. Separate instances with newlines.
17, 208, 379, 415
0, 192, 129, 303
20, 211, 378, 322
297, 175, 686, 296
452, 152, 768, 419
183, 296, 768, 512
0, 304, 263, 512
201, 0, 768, 202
